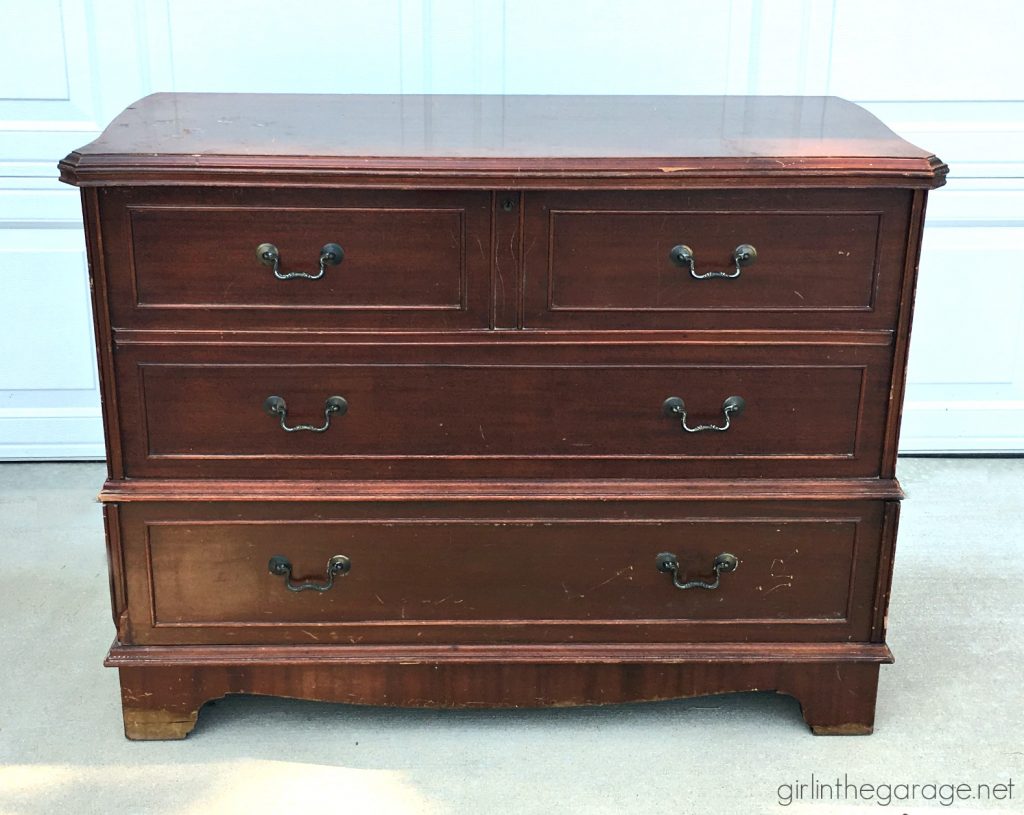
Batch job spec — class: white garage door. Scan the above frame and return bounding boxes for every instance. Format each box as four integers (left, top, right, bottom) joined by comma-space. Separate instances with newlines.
2, 0, 1022, 457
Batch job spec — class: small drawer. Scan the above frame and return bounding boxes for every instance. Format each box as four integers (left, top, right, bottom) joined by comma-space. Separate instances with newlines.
98, 187, 491, 330
117, 500, 888, 646
114, 339, 893, 480
522, 189, 912, 330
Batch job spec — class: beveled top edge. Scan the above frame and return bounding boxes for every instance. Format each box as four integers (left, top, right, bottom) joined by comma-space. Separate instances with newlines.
59, 93, 947, 188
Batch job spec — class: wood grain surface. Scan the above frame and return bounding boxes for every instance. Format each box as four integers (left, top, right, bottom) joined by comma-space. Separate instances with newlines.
113, 661, 882, 739
111, 499, 888, 646
59, 94, 947, 189
113, 339, 893, 479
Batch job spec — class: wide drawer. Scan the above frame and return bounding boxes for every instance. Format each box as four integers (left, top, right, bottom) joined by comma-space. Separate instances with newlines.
522, 189, 913, 330
114, 339, 893, 479
97, 187, 491, 330
115, 500, 889, 646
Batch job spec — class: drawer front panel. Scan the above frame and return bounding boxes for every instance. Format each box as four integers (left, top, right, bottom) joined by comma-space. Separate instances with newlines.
118, 501, 886, 645
115, 341, 892, 479
522, 189, 912, 330
99, 188, 491, 329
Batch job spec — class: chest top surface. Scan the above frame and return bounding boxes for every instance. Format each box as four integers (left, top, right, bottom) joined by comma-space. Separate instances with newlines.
59, 93, 945, 188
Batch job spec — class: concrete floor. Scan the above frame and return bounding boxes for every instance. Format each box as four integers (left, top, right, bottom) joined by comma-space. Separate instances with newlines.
0, 459, 1021, 814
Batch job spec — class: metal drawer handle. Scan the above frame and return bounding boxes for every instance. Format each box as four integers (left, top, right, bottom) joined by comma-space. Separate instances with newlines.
669, 243, 757, 279
263, 395, 348, 432
656, 552, 738, 590
268, 554, 351, 592
256, 242, 344, 280
662, 395, 745, 432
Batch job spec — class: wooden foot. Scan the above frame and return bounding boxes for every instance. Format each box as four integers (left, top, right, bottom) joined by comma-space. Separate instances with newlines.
119, 667, 210, 740
122, 707, 200, 740
809, 722, 874, 736
776, 663, 880, 735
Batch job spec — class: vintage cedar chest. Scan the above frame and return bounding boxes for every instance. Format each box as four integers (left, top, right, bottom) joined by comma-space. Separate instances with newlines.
59, 94, 946, 738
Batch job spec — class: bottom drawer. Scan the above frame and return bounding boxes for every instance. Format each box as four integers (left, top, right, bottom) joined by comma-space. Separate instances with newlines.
114, 500, 890, 646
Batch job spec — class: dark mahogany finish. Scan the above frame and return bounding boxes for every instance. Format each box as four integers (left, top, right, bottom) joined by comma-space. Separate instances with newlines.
59, 94, 945, 188
120, 500, 884, 645
104, 187, 491, 330
62, 93, 944, 739
114, 339, 893, 480
524, 189, 911, 331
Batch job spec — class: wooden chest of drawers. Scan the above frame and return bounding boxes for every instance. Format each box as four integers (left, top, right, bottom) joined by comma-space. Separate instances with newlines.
61, 93, 945, 739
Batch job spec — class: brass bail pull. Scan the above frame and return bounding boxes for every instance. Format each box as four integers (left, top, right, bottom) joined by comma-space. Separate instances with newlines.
669, 243, 756, 279
268, 555, 351, 593
655, 552, 738, 591
263, 395, 348, 433
256, 242, 344, 280
662, 395, 746, 433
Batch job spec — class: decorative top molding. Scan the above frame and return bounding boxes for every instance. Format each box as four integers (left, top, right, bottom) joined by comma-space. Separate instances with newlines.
59, 93, 947, 189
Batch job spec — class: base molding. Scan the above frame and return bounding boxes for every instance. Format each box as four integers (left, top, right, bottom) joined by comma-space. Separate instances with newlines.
114, 654, 884, 740
99, 477, 905, 503
107, 641, 893, 667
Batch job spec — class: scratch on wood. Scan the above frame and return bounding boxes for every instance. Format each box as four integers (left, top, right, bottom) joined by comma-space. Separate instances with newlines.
588, 565, 633, 592
116, 609, 130, 641
561, 582, 585, 600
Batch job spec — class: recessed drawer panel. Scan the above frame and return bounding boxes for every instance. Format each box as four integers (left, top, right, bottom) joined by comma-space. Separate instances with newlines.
522, 189, 912, 330
117, 500, 887, 646
115, 340, 892, 479
98, 188, 491, 329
